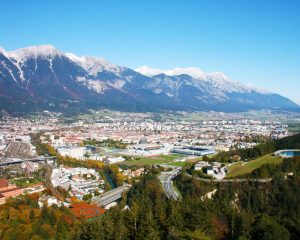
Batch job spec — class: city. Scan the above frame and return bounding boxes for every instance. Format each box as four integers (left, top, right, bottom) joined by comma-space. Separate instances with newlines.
1, 0, 300, 239
0, 110, 298, 206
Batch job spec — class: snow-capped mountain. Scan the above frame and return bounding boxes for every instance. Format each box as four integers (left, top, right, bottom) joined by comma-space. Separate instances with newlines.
9, 44, 62, 60
136, 65, 269, 94
0, 45, 298, 113
65, 53, 125, 77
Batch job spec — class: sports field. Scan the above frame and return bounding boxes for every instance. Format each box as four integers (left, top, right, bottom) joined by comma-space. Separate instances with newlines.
122, 154, 182, 166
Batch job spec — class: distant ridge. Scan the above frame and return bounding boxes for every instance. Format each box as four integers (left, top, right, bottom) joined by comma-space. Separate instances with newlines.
0, 45, 298, 114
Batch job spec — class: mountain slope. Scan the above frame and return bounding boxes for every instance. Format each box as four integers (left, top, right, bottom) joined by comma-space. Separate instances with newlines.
0, 45, 298, 113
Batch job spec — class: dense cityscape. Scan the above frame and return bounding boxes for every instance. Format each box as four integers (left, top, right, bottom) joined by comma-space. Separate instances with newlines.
0, 110, 298, 204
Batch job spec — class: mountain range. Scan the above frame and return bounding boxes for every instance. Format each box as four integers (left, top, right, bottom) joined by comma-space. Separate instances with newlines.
0, 45, 298, 114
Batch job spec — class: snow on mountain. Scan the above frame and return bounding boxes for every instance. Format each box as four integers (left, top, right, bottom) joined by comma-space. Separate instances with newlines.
8, 45, 62, 62
65, 53, 125, 77
0, 44, 298, 113
245, 84, 271, 94
135, 66, 164, 77
0, 47, 25, 82
84, 79, 108, 94
65, 52, 129, 92
136, 65, 214, 79
136, 66, 271, 95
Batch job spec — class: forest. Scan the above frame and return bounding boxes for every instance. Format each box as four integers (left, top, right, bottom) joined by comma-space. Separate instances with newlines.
3, 133, 297, 239
1, 157, 300, 239
73, 157, 300, 240
0, 193, 80, 239
211, 133, 300, 162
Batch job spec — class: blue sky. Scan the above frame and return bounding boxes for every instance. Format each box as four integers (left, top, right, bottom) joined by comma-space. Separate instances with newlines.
1, 0, 299, 103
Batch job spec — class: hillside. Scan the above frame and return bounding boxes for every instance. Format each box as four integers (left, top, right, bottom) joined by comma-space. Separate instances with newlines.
0, 45, 299, 114
212, 133, 300, 163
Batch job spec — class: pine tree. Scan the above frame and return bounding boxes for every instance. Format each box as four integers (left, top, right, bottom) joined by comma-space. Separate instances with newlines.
29, 209, 35, 222
40, 205, 49, 223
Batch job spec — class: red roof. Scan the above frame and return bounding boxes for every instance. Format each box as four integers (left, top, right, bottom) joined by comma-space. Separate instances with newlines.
0, 179, 8, 188
70, 203, 106, 220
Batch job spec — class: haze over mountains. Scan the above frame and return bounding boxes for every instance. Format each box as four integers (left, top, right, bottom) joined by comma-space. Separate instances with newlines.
0, 45, 298, 114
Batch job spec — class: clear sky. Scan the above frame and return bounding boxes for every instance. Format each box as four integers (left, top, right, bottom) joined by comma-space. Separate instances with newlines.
1, 0, 299, 103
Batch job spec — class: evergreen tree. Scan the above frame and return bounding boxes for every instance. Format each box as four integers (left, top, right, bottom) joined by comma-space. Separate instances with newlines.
251, 214, 290, 240
29, 209, 35, 222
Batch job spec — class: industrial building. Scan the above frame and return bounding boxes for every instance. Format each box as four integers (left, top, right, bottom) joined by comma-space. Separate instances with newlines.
129, 144, 170, 156
171, 146, 215, 156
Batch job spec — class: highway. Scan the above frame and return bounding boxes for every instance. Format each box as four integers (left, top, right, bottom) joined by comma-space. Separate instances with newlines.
159, 168, 182, 201
91, 184, 132, 207
0, 156, 57, 167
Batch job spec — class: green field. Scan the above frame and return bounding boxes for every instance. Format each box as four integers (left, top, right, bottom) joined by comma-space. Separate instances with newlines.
12, 178, 42, 188
166, 161, 186, 167
287, 123, 300, 133
122, 154, 182, 166
226, 154, 283, 178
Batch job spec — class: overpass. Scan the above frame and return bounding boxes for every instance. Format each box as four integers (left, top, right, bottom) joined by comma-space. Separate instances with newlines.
0, 156, 57, 167
91, 184, 132, 207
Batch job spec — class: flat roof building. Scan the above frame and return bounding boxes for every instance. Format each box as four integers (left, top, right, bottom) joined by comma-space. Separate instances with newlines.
171, 146, 215, 156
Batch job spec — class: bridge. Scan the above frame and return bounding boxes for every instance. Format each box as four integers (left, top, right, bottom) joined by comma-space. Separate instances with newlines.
159, 167, 182, 201
91, 184, 132, 207
0, 156, 57, 167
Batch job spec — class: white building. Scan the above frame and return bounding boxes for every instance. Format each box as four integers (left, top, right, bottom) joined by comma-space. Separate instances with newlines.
194, 161, 209, 171
38, 196, 61, 207
15, 135, 31, 142
105, 156, 125, 164
51, 166, 104, 199
57, 147, 90, 159
128, 144, 171, 156
206, 166, 214, 176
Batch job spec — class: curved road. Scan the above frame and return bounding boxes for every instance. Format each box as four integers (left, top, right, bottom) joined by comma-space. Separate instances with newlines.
159, 168, 182, 201
158, 165, 277, 203
185, 173, 272, 183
